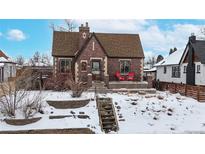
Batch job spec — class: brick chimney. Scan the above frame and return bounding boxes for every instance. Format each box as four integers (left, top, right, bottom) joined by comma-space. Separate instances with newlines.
79, 22, 90, 49
189, 33, 196, 43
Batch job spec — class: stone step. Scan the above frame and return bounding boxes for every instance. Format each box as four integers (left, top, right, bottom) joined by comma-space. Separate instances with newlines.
97, 97, 119, 133
103, 125, 117, 130
102, 121, 115, 125
102, 118, 115, 122
100, 109, 113, 112
101, 113, 114, 117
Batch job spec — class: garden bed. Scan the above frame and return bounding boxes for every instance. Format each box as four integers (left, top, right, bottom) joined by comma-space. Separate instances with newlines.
47, 99, 90, 109
0, 128, 95, 134
4, 117, 41, 126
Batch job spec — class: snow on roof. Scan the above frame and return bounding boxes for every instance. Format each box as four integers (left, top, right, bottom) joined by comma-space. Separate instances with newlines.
24, 61, 51, 67
155, 50, 184, 67
0, 57, 9, 62
144, 67, 156, 72
0, 63, 4, 67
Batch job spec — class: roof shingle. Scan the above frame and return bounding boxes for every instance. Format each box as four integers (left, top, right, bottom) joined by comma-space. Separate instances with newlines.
52, 31, 144, 58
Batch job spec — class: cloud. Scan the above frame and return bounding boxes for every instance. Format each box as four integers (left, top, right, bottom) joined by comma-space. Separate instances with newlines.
75, 20, 205, 57
0, 32, 2, 37
75, 19, 149, 33
7, 29, 26, 41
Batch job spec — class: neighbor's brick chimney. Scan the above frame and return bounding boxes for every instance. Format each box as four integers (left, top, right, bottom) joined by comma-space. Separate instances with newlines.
189, 33, 196, 43
79, 22, 90, 49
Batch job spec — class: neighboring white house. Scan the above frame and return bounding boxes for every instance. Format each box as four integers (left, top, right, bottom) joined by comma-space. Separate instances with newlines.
0, 50, 16, 82
155, 34, 205, 86
155, 50, 184, 84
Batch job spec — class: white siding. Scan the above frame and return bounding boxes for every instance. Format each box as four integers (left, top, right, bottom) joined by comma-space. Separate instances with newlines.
181, 63, 187, 84
157, 62, 205, 86
156, 65, 184, 83
195, 62, 205, 86
3, 63, 16, 82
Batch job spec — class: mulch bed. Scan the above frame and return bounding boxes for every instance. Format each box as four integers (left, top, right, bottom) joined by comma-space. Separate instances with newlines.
4, 117, 41, 126
0, 128, 95, 134
47, 99, 90, 109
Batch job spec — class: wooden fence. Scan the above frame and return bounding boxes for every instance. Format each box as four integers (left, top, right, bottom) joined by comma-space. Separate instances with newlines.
157, 82, 205, 102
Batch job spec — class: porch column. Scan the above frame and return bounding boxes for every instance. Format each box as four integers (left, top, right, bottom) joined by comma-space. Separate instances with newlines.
104, 56, 108, 76
87, 73, 92, 88
104, 74, 109, 88
140, 58, 144, 81
75, 62, 79, 82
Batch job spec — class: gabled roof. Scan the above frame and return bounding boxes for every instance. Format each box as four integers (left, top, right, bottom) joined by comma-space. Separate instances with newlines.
155, 50, 183, 67
52, 31, 144, 58
0, 50, 15, 63
180, 39, 205, 64
52, 31, 79, 57
74, 33, 108, 60
0, 50, 9, 60
144, 67, 156, 72
95, 33, 144, 58
191, 40, 205, 64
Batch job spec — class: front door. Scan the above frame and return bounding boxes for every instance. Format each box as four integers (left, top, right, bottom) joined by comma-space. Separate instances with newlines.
91, 60, 101, 80
186, 47, 195, 85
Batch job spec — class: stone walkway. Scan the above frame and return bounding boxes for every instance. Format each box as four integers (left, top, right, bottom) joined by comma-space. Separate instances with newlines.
97, 97, 118, 133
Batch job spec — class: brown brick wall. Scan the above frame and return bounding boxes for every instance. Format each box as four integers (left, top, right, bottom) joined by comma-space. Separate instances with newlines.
108, 58, 143, 81
54, 36, 143, 82
76, 36, 106, 81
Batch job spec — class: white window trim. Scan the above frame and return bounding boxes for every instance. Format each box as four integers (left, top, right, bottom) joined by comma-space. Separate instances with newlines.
118, 59, 131, 62
119, 59, 131, 75
80, 60, 88, 72
59, 58, 72, 73
90, 57, 102, 61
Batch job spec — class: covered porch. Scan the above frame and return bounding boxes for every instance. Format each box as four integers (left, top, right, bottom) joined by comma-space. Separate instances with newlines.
108, 81, 148, 89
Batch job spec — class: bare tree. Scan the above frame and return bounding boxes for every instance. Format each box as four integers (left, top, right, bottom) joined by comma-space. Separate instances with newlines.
41, 53, 52, 66
156, 55, 164, 63
49, 23, 56, 31
15, 55, 25, 65
64, 19, 77, 32
145, 56, 157, 68
0, 69, 31, 117
0, 69, 42, 118
33, 51, 41, 62
22, 91, 43, 119
65, 73, 86, 97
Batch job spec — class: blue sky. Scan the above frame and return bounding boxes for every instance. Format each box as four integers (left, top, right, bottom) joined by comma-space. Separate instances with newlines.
1, 19, 205, 60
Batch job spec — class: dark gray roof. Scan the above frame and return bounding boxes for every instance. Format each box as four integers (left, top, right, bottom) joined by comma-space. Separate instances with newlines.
192, 40, 205, 64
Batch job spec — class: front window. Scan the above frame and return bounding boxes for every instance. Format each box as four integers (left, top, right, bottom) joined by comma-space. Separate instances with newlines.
120, 60, 131, 74
183, 66, 187, 73
172, 66, 180, 78
197, 65, 201, 73
163, 66, 167, 74
81, 61, 87, 71
59, 59, 71, 73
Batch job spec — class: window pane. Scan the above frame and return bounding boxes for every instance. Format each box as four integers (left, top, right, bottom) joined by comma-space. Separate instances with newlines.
60, 59, 71, 73
120, 60, 130, 74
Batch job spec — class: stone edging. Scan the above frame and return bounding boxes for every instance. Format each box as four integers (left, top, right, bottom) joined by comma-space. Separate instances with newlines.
47, 99, 90, 109
4, 117, 42, 126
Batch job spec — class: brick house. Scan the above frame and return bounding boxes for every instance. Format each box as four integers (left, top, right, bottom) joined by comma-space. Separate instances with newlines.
52, 22, 144, 84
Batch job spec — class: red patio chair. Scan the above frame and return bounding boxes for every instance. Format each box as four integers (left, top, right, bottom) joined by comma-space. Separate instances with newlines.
127, 72, 135, 81
115, 71, 125, 81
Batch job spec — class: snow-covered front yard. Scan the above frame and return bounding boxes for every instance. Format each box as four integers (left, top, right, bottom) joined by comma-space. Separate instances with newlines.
105, 92, 205, 133
1, 90, 205, 133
